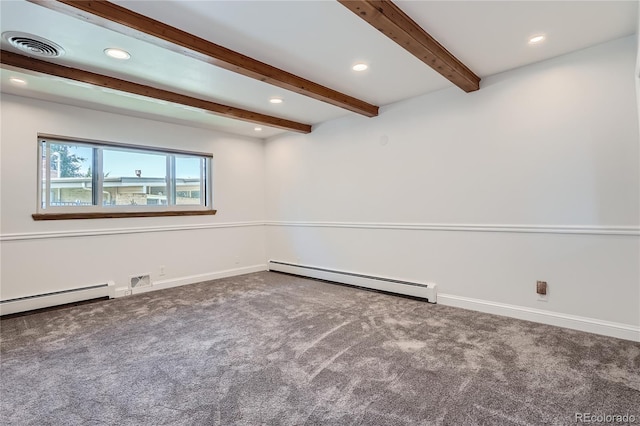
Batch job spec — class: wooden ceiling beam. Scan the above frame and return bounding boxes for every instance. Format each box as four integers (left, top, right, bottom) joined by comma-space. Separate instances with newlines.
338, 0, 480, 92
27, 0, 379, 117
0, 50, 312, 134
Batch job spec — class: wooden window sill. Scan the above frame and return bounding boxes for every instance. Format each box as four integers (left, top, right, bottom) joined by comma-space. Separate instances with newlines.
32, 210, 217, 220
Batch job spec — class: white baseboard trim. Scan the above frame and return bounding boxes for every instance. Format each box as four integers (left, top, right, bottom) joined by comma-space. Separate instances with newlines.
438, 293, 640, 342
115, 264, 268, 297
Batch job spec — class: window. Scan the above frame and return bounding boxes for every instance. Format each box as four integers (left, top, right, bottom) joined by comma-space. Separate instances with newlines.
35, 135, 214, 220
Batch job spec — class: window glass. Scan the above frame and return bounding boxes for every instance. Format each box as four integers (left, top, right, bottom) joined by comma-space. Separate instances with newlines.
175, 156, 203, 206
45, 143, 94, 207
37, 137, 212, 214
103, 149, 167, 206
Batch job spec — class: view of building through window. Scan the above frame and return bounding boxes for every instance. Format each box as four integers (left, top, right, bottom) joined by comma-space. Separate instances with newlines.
39, 138, 211, 211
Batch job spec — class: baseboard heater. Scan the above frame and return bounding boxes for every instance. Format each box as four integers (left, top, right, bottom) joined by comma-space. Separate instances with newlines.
0, 282, 115, 316
269, 261, 437, 303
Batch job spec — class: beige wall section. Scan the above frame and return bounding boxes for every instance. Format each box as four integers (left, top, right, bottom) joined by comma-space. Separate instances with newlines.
264, 36, 640, 330
0, 95, 267, 299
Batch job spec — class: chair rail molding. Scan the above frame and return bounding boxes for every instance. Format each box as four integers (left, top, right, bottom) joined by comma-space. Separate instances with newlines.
3, 220, 638, 242
0, 221, 264, 241
264, 221, 640, 236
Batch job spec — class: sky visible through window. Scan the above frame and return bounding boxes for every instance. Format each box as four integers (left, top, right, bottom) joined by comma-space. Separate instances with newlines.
67, 145, 201, 178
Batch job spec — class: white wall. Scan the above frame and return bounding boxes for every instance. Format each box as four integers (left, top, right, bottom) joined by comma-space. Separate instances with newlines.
0, 95, 266, 300
264, 36, 640, 338
637, 5, 640, 136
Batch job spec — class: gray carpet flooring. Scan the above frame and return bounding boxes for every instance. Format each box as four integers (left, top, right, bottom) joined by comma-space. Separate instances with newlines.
1, 271, 639, 425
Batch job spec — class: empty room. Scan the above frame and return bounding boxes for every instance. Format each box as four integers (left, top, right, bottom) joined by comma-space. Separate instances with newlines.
1, 0, 639, 424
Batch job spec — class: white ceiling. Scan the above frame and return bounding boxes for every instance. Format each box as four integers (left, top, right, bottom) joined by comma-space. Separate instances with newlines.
1, 0, 637, 139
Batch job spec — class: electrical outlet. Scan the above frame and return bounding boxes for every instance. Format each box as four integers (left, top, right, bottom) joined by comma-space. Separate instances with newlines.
124, 290, 132, 296
159, 265, 166, 276
537, 281, 548, 302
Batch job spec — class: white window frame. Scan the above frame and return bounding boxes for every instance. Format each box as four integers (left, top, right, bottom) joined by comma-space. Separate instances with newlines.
37, 134, 213, 216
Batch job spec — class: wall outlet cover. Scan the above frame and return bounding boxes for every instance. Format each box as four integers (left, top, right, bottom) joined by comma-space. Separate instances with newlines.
536, 281, 547, 295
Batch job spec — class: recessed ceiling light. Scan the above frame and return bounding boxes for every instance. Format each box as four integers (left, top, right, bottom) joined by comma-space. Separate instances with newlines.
9, 77, 27, 85
104, 48, 131, 60
528, 35, 546, 45
254, 127, 263, 132
269, 97, 283, 104
352, 63, 368, 71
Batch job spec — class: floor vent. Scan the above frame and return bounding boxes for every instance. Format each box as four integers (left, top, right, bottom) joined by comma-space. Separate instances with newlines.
0, 282, 115, 316
130, 274, 151, 288
269, 261, 437, 303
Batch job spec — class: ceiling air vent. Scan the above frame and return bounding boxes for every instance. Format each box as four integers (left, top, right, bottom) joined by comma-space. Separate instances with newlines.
2, 32, 65, 58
